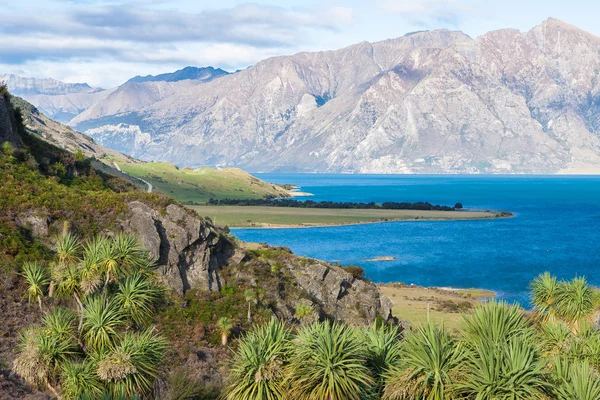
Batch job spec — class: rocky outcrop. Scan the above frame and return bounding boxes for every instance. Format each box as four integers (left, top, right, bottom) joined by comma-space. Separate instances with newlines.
124, 201, 237, 293
283, 257, 394, 323
123, 201, 393, 324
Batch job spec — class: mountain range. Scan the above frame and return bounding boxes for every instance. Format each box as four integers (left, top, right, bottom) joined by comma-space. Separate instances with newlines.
4, 18, 600, 174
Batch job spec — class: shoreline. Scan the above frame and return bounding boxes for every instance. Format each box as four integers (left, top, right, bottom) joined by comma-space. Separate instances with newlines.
229, 211, 514, 229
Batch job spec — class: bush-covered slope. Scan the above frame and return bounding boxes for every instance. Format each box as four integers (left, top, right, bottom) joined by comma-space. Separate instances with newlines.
0, 86, 394, 399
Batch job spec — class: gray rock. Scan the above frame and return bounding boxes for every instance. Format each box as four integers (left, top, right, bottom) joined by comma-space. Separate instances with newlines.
123, 201, 235, 293
15, 214, 48, 238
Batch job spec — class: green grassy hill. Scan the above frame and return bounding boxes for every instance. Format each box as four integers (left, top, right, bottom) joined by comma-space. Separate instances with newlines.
117, 161, 290, 203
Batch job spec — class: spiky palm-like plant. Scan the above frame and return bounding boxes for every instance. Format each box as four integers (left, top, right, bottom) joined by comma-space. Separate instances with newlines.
535, 320, 571, 359
554, 277, 598, 334
288, 320, 373, 400
42, 307, 78, 343
21, 261, 50, 311
383, 321, 462, 400
362, 323, 403, 399
98, 328, 167, 398
13, 326, 78, 397
217, 317, 234, 346
82, 296, 125, 350
463, 301, 532, 346
114, 273, 161, 327
100, 233, 149, 288
455, 337, 548, 399
223, 318, 292, 400
61, 360, 105, 400
552, 358, 600, 400
531, 272, 559, 319
55, 232, 82, 266
80, 236, 105, 296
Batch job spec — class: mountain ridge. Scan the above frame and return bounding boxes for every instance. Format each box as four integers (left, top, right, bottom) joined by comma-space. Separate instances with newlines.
7, 18, 600, 173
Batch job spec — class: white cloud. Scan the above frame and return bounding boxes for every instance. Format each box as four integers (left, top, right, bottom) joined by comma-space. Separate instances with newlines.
380, 0, 468, 27
328, 6, 355, 24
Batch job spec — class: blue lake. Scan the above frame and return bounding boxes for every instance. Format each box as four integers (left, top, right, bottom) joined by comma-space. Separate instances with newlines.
232, 175, 600, 305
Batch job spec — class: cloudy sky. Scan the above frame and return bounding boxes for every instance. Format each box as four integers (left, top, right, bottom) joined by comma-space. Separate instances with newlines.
1, 0, 599, 88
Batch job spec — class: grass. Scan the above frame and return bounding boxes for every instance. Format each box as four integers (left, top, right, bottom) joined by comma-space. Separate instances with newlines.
188, 206, 506, 228
378, 285, 496, 331
117, 161, 289, 203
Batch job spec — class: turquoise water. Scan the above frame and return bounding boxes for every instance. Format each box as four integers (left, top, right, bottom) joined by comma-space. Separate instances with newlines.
232, 175, 600, 305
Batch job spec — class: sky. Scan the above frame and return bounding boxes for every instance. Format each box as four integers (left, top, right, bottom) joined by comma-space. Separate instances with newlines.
1, 0, 600, 88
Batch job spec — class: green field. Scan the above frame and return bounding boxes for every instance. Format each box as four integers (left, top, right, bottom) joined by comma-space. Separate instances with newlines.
188, 205, 506, 227
116, 161, 290, 202
379, 285, 496, 331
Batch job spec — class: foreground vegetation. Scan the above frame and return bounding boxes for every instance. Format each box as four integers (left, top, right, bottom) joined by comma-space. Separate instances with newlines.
188, 205, 505, 228
13, 232, 167, 399
223, 274, 600, 400
116, 161, 291, 203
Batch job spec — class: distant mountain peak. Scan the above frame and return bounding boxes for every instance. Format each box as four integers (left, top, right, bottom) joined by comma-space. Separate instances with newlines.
126, 66, 229, 84
0, 73, 96, 96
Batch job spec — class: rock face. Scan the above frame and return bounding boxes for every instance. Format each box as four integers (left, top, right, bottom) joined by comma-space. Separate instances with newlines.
45, 18, 600, 174
122, 201, 393, 323
283, 257, 394, 323
124, 201, 236, 294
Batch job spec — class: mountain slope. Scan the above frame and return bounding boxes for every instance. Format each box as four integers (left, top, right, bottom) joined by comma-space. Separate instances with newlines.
69, 19, 600, 173
127, 66, 229, 83
0, 73, 111, 123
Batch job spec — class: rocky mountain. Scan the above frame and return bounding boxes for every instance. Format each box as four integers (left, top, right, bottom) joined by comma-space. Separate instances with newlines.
0, 73, 95, 96
0, 73, 112, 123
58, 18, 600, 174
127, 66, 229, 83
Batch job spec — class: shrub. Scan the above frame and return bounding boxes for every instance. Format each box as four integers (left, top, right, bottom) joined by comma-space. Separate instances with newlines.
344, 265, 365, 280
2, 141, 14, 156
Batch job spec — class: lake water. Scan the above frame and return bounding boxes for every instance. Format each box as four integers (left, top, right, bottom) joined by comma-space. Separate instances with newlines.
232, 175, 600, 305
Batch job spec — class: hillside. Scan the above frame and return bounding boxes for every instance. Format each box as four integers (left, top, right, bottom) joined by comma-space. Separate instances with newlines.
11, 95, 292, 202
11, 18, 596, 174
0, 86, 393, 398
118, 161, 291, 202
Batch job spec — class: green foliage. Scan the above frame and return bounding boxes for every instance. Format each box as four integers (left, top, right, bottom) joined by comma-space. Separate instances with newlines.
82, 296, 125, 351
294, 304, 312, 321
13, 229, 167, 399
114, 273, 162, 327
223, 319, 292, 400
554, 277, 598, 333
2, 141, 14, 156
74, 149, 85, 162
462, 301, 532, 345
61, 360, 105, 400
531, 272, 559, 316
344, 265, 366, 280
552, 359, 600, 400
456, 338, 548, 399
384, 321, 463, 400
288, 321, 373, 400
0, 221, 49, 272
21, 261, 50, 309
362, 324, 403, 398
